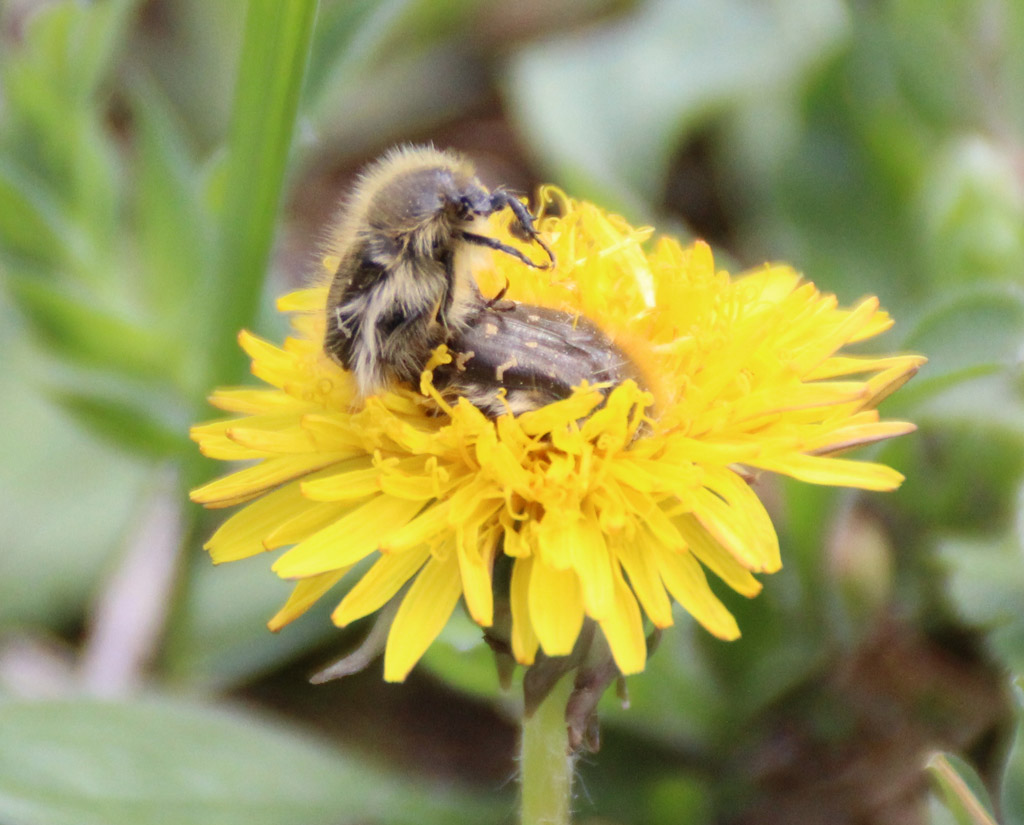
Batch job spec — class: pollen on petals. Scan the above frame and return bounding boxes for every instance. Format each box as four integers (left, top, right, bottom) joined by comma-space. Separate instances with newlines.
190, 187, 921, 682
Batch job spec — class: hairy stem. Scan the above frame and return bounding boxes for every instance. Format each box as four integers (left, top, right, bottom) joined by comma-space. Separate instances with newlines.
520, 674, 574, 825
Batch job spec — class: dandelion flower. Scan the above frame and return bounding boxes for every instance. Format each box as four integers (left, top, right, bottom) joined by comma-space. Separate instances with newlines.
190, 188, 922, 683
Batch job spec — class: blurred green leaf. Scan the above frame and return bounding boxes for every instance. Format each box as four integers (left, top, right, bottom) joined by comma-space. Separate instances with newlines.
912, 373, 1024, 439
46, 385, 189, 459
131, 76, 216, 324
507, 0, 848, 216
724, 3, 1024, 311
304, 0, 416, 110
902, 287, 1024, 388
1, 1, 132, 238
2, 0, 136, 107
0, 304, 147, 627
6, 274, 173, 382
64, 114, 122, 271
885, 425, 1024, 534
893, 286, 1024, 449
919, 137, 1024, 286
645, 775, 712, 825
927, 752, 998, 825
422, 608, 504, 700
0, 696, 500, 825
0, 161, 72, 268
938, 517, 1024, 675
308, 0, 491, 150
996, 3, 1024, 136
1004, 678, 1024, 825
165, 554, 342, 688
602, 617, 733, 747
127, 1, 245, 148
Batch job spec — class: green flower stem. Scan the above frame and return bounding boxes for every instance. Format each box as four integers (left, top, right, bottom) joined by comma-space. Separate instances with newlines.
520, 675, 575, 825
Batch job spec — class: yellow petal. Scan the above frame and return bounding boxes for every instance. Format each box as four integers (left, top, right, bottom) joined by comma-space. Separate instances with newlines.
226, 424, 317, 453
805, 354, 926, 381
238, 330, 297, 389
383, 551, 462, 682
788, 296, 881, 373
190, 453, 349, 507
690, 487, 765, 572
204, 481, 307, 563
618, 485, 684, 550
208, 388, 297, 414
701, 467, 781, 573
536, 515, 614, 620
528, 561, 585, 657
613, 539, 674, 628
598, 566, 646, 675
196, 438, 265, 461
754, 453, 906, 491
456, 527, 496, 627
807, 420, 918, 456
333, 545, 431, 626
263, 500, 355, 550
860, 358, 926, 409
509, 557, 539, 665
272, 495, 424, 578
380, 499, 452, 553
673, 515, 763, 597
191, 412, 306, 458
268, 569, 350, 631
276, 287, 327, 312
379, 467, 450, 500
737, 381, 869, 418
568, 517, 615, 621
301, 465, 381, 501
653, 544, 740, 640
661, 437, 760, 466
298, 414, 373, 452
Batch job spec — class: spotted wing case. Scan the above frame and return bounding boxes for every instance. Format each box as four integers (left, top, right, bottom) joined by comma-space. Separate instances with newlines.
435, 302, 644, 417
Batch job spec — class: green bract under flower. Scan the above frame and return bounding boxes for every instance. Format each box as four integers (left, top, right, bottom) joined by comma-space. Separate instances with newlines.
191, 188, 922, 682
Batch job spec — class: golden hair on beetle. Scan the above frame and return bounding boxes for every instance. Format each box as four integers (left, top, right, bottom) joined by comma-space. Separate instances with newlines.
321, 145, 553, 397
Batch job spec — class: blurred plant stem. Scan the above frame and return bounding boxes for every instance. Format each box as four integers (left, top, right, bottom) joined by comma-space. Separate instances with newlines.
520, 675, 575, 825
80, 468, 182, 695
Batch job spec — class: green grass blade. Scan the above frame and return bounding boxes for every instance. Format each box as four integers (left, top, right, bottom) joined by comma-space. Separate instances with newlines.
196, 0, 319, 399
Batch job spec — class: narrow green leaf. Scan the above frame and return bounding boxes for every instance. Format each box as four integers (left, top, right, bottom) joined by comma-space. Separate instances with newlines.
7, 0, 136, 106
304, 0, 414, 110
895, 287, 1024, 422
67, 0, 138, 100
902, 288, 1024, 382
131, 76, 216, 318
197, 0, 319, 396
927, 752, 998, 825
7, 275, 172, 381
1, 0, 133, 230
0, 697, 501, 825
47, 385, 189, 458
0, 161, 71, 267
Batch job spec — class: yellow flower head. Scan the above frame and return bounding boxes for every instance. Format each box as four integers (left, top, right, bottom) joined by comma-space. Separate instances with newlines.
190, 188, 922, 682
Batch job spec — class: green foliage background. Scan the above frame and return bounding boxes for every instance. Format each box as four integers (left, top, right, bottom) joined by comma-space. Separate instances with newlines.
0, 1, 1022, 823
